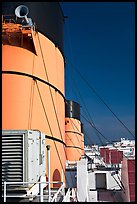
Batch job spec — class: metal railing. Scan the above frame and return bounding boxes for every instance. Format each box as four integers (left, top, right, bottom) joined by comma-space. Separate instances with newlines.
62, 188, 71, 202
2, 15, 17, 24
51, 183, 65, 202
3, 181, 65, 202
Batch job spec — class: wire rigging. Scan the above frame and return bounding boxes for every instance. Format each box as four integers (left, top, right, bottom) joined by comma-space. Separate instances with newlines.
65, 132, 83, 158
63, 16, 135, 197
64, 17, 106, 146
35, 81, 69, 186
64, 46, 105, 146
81, 113, 135, 166
36, 17, 135, 200
28, 79, 35, 129
36, 31, 78, 197
68, 107, 127, 191
70, 76, 105, 145
64, 56, 135, 166
65, 57, 135, 139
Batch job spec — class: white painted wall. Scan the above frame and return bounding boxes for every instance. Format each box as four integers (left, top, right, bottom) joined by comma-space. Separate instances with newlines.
88, 172, 96, 189
77, 159, 88, 202
88, 191, 97, 202
88, 170, 121, 190
106, 172, 121, 190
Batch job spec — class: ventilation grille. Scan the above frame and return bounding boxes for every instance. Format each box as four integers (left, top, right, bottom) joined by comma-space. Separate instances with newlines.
2, 134, 23, 184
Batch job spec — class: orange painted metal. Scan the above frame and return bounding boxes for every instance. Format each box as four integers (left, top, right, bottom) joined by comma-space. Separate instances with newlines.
81, 133, 85, 155
65, 117, 83, 161
2, 23, 65, 184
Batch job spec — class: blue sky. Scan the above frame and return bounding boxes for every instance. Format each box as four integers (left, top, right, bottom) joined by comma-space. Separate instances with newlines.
61, 2, 135, 145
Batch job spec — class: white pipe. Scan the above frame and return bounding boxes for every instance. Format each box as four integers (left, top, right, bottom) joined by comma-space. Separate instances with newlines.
24, 15, 29, 24
46, 145, 51, 202
4, 181, 6, 202
39, 176, 43, 202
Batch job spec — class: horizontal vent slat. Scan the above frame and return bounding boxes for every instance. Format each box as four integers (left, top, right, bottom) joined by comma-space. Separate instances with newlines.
2, 178, 23, 181
2, 161, 23, 164
2, 169, 23, 172
2, 134, 23, 184
2, 143, 23, 146
2, 155, 23, 158
2, 139, 23, 141
2, 161, 22, 167
2, 160, 23, 163
2, 152, 23, 155
2, 175, 23, 178
2, 137, 23, 139
2, 135, 23, 138
2, 147, 23, 150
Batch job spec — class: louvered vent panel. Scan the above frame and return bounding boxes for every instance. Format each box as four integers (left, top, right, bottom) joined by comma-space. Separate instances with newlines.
2, 134, 23, 184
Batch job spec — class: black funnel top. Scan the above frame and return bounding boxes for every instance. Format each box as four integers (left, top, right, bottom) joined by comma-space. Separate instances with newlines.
2, 2, 64, 55
65, 100, 80, 121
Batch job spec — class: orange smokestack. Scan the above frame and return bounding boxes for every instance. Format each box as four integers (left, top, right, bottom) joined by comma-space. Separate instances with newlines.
65, 100, 85, 162
2, 2, 66, 186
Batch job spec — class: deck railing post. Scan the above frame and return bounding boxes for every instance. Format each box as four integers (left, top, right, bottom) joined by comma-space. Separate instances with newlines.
46, 145, 51, 202
39, 177, 43, 202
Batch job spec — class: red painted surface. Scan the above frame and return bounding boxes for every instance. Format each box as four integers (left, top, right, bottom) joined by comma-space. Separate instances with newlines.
109, 149, 118, 164
98, 191, 115, 201
118, 151, 123, 163
100, 148, 105, 158
128, 159, 135, 171
104, 148, 109, 163
129, 184, 135, 201
121, 158, 135, 202
128, 159, 135, 202
100, 148, 111, 164
109, 149, 123, 164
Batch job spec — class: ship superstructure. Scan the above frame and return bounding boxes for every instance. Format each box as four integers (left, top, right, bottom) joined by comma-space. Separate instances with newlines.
84, 138, 135, 202
2, 2, 135, 202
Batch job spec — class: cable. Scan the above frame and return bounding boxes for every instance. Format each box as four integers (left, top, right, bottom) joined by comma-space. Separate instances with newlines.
65, 74, 135, 179
28, 55, 36, 129
65, 52, 134, 146
66, 102, 130, 197
36, 31, 78, 198
65, 99, 96, 144
37, 27, 135, 202
37, 31, 65, 144
81, 108, 104, 146
65, 133, 82, 159
64, 17, 98, 147
66, 100, 104, 151
35, 81, 71, 187
81, 113, 135, 166
81, 113, 108, 143
64, 18, 134, 140
63, 18, 135, 196
66, 116, 95, 153
66, 57, 135, 139
116, 174, 125, 191
28, 79, 35, 129
69, 119, 83, 147
65, 60, 105, 146
66, 99, 133, 194
64, 36, 134, 200
111, 174, 124, 191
